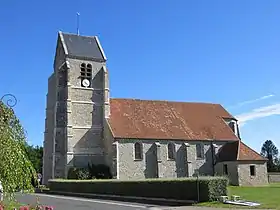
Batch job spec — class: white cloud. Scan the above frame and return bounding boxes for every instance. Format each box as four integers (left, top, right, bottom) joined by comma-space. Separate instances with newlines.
229, 94, 275, 109
236, 103, 280, 127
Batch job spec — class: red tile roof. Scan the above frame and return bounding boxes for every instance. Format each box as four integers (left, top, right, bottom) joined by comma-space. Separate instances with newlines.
238, 141, 267, 161
216, 141, 267, 162
108, 98, 239, 141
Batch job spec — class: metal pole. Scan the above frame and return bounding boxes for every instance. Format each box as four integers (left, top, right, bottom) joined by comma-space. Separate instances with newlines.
77, 12, 80, 35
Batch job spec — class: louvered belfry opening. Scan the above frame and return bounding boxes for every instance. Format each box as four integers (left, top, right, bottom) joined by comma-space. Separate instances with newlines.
80, 63, 92, 87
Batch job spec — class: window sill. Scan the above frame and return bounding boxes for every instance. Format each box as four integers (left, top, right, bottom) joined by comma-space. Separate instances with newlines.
196, 157, 204, 160
167, 158, 175, 161
134, 159, 143, 161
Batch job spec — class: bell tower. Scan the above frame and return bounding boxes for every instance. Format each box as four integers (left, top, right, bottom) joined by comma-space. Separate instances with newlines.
43, 31, 110, 184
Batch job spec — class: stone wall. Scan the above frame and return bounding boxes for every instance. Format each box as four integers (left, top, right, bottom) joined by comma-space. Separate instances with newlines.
117, 139, 228, 180
268, 172, 280, 183
65, 57, 107, 170
103, 119, 115, 176
43, 34, 66, 184
43, 73, 56, 185
215, 161, 239, 185
238, 161, 268, 186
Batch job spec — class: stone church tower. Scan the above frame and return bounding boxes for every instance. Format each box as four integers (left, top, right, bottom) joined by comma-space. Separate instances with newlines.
43, 32, 110, 185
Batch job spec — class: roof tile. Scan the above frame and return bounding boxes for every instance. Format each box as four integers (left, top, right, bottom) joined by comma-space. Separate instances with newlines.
216, 141, 267, 162
109, 98, 239, 141
238, 141, 267, 161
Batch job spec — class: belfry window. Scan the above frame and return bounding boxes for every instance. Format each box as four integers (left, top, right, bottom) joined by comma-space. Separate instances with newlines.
80, 63, 92, 88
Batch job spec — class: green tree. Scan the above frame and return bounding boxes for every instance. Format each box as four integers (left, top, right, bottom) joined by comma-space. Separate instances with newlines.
24, 144, 43, 174
0, 101, 36, 194
261, 140, 279, 172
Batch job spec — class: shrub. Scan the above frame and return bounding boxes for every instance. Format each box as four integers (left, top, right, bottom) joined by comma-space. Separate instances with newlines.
67, 167, 90, 180
67, 164, 113, 180
49, 176, 228, 202
88, 164, 112, 179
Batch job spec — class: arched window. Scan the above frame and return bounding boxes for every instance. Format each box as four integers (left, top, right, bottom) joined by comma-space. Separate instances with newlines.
80, 63, 92, 87
167, 143, 175, 160
134, 142, 143, 160
87, 63, 92, 69
196, 143, 204, 159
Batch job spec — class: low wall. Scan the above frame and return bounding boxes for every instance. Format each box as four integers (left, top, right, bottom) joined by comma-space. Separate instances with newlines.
268, 172, 280, 183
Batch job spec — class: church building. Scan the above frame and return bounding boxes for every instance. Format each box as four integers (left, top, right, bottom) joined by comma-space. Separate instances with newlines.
43, 31, 268, 186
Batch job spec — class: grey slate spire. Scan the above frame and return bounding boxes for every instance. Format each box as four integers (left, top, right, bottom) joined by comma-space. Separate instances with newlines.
60, 32, 107, 61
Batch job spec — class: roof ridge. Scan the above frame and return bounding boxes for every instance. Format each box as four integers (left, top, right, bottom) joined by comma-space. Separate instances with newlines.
110, 98, 221, 105
59, 31, 96, 38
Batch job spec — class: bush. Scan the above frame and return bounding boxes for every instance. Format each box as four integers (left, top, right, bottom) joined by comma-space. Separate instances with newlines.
67, 168, 90, 180
49, 176, 228, 202
67, 164, 112, 180
88, 164, 112, 179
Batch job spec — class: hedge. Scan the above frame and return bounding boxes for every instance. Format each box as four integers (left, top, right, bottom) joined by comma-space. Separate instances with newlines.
48, 176, 228, 202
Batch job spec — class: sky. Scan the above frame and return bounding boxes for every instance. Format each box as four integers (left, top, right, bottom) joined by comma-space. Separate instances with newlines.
1, 0, 280, 153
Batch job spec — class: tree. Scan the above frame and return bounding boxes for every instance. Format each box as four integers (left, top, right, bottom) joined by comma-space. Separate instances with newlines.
274, 158, 280, 171
24, 144, 43, 174
261, 140, 279, 172
0, 100, 36, 194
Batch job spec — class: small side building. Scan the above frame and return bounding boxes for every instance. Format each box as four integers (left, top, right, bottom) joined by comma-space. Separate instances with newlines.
215, 141, 268, 186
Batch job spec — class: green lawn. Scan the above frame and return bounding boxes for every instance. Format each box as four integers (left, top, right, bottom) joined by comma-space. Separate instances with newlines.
196, 183, 280, 209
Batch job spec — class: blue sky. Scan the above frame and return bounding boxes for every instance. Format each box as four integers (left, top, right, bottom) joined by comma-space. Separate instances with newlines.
1, 0, 280, 153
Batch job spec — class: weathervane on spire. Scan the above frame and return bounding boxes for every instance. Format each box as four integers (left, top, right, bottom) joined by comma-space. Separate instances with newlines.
77, 12, 80, 35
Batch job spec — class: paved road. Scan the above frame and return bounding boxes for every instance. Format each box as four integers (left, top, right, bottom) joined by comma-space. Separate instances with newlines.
15, 193, 174, 210
15, 193, 267, 210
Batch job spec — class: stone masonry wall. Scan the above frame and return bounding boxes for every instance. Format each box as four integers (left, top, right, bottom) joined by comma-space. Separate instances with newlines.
53, 63, 68, 178
117, 139, 228, 180
43, 73, 56, 185
103, 119, 115, 176
215, 161, 239, 185
43, 34, 68, 184
65, 57, 107, 171
238, 161, 268, 186
268, 172, 280, 183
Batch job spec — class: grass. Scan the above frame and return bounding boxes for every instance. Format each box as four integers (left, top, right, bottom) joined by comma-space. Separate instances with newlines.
196, 183, 280, 209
